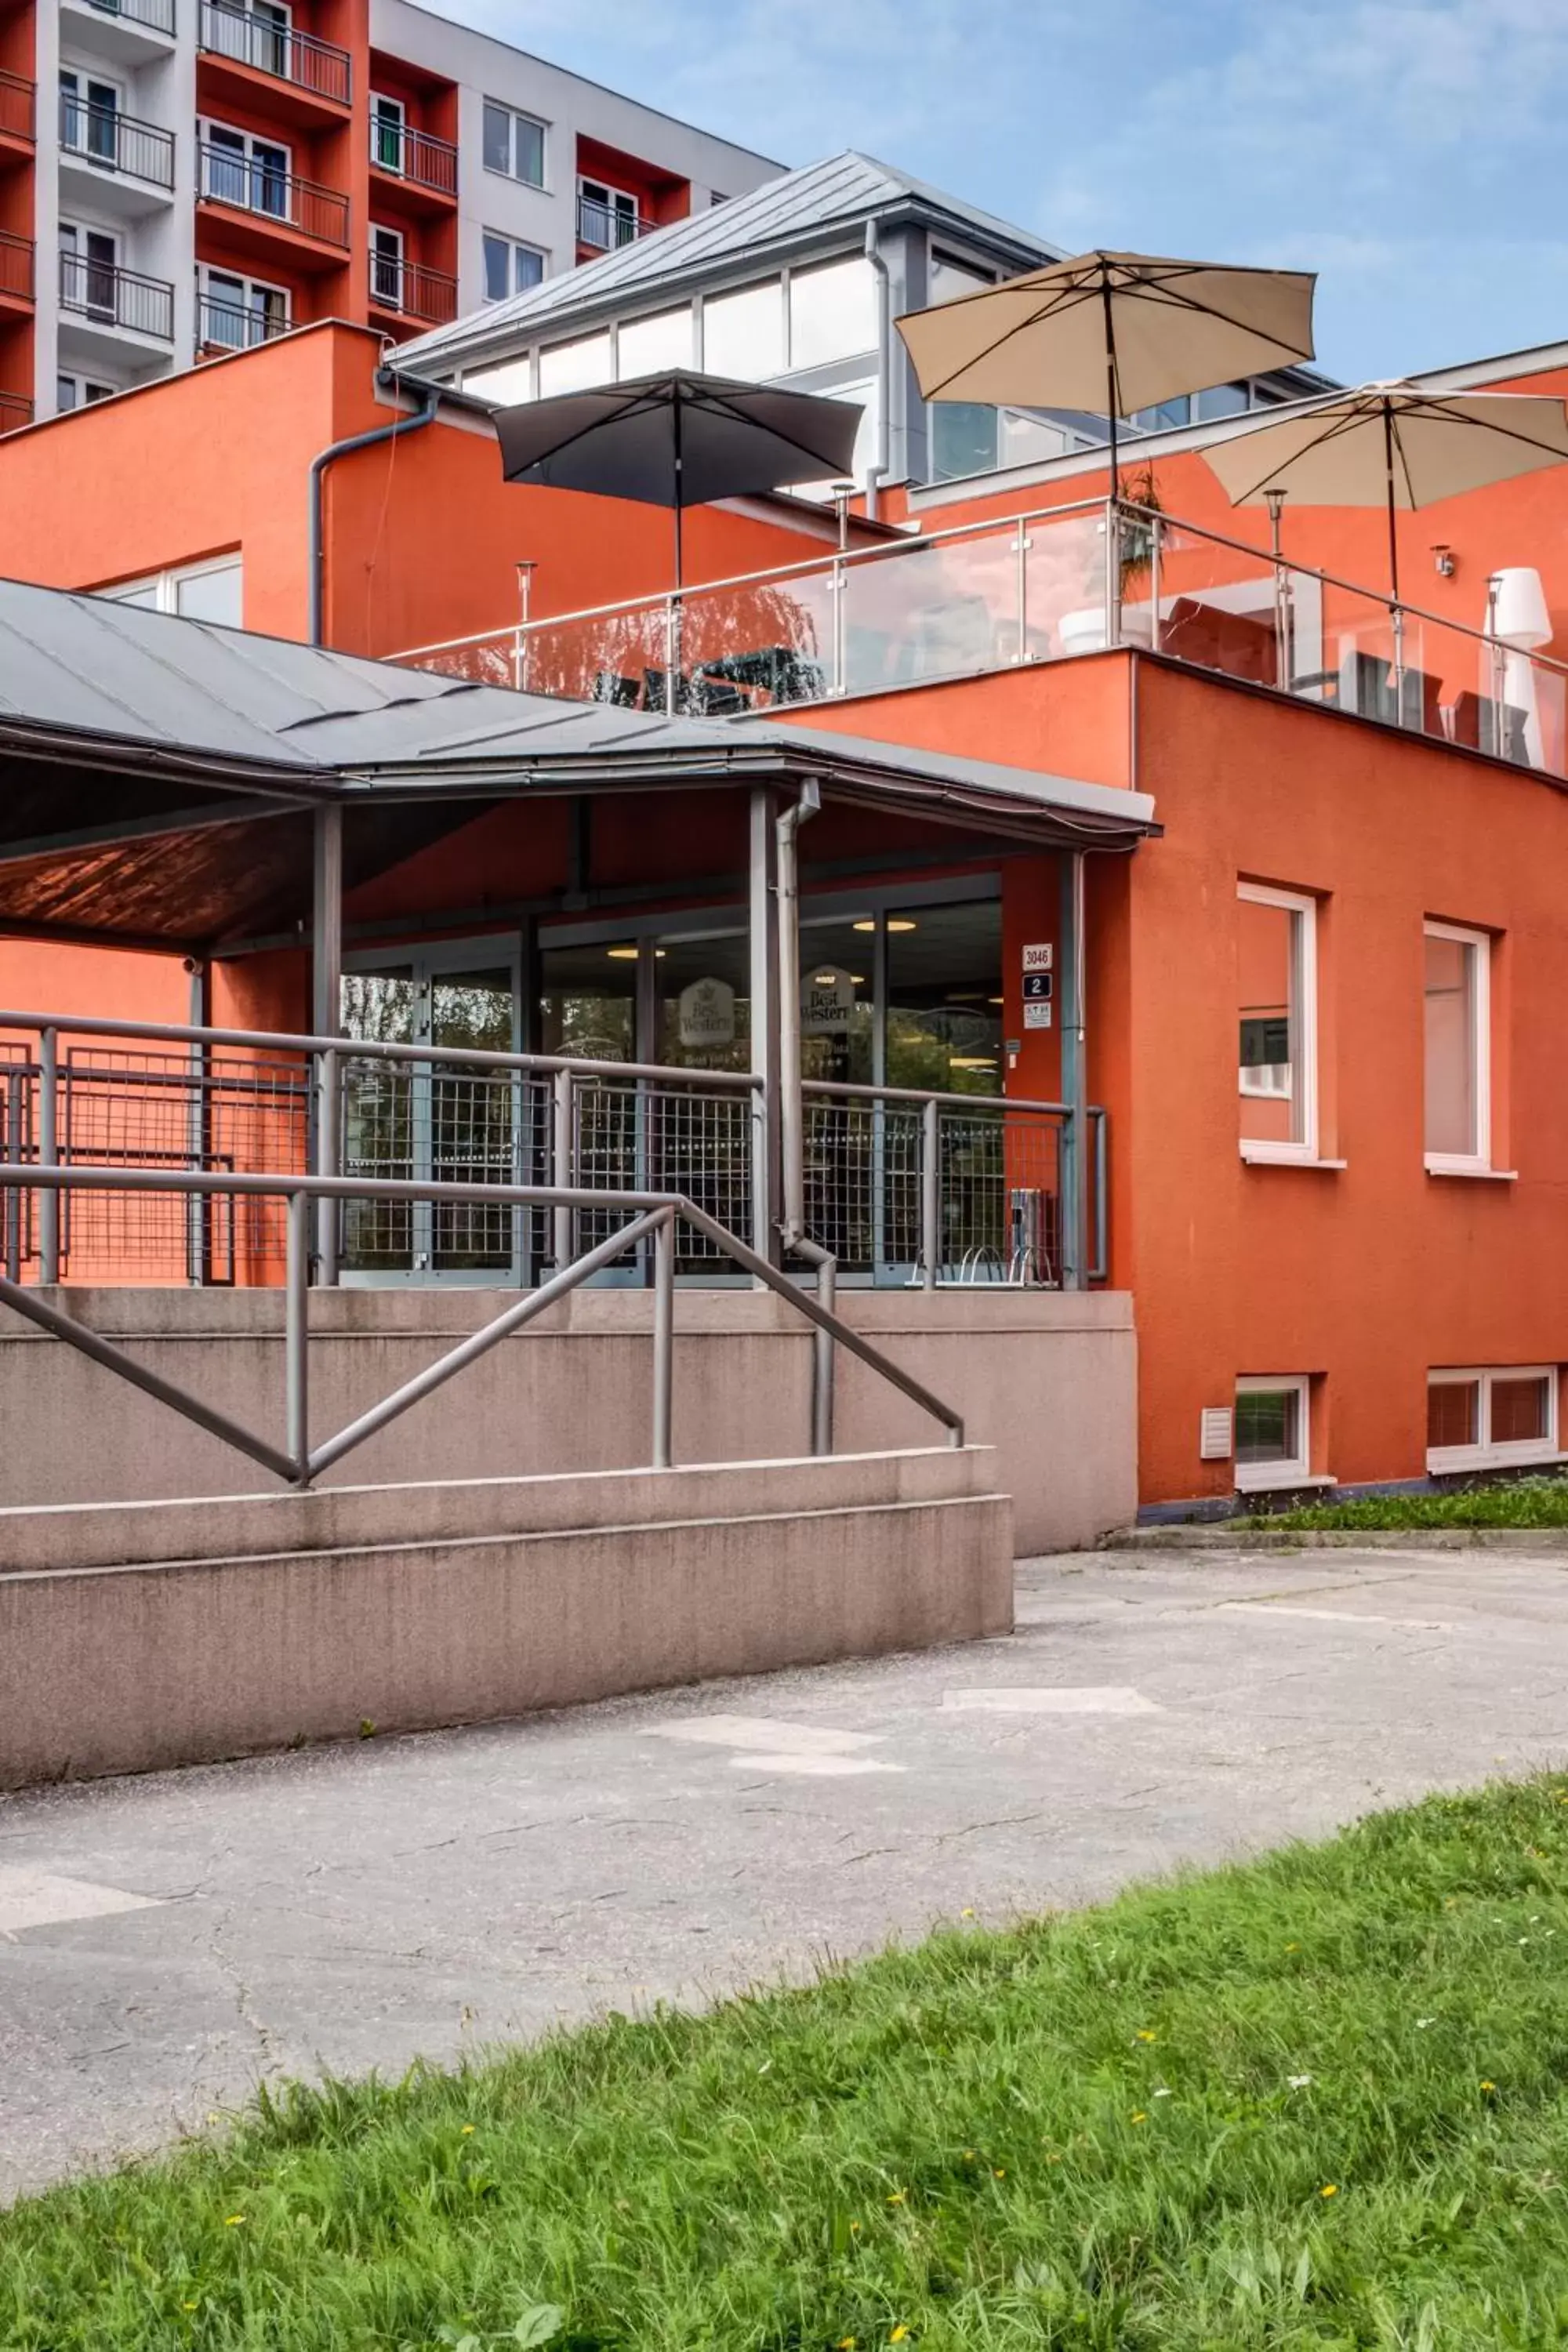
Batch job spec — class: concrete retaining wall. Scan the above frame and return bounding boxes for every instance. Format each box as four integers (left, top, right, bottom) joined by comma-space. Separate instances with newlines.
0, 1450, 1011, 1786
0, 1286, 1135, 1553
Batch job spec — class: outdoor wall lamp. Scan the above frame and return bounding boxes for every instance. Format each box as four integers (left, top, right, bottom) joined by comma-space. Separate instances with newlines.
1432, 544, 1457, 578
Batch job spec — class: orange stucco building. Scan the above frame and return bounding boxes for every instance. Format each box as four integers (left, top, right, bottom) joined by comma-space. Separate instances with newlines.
3, 309, 1568, 1519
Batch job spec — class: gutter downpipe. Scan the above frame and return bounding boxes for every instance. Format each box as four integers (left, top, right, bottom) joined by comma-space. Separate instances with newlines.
307, 379, 440, 648
862, 220, 891, 523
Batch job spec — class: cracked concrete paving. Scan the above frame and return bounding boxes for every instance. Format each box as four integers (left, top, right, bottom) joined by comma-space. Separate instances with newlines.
4, 1545, 1568, 2201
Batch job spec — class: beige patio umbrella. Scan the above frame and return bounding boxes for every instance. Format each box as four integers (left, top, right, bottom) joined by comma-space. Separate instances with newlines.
1203, 383, 1568, 601
895, 250, 1317, 493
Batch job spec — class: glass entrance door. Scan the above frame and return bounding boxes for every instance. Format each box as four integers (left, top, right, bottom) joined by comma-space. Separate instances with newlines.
340, 946, 522, 1281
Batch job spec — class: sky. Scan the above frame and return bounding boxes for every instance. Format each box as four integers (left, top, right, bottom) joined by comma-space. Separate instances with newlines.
423, 0, 1568, 384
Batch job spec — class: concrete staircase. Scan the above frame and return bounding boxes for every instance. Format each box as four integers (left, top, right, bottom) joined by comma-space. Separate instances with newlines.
0, 1448, 1011, 1787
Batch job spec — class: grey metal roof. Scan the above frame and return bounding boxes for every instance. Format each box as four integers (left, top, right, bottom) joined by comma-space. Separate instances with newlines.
0, 573, 1152, 835
394, 151, 1065, 380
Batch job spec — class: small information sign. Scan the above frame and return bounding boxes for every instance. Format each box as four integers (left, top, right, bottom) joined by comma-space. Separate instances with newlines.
1023, 1002, 1053, 1030
1022, 942, 1054, 974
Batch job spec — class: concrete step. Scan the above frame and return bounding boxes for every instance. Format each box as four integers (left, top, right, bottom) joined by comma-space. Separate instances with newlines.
0, 1449, 1012, 1788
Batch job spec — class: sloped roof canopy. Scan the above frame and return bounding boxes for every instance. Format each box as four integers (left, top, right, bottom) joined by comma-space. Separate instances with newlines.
0, 578, 1155, 953
393, 151, 1067, 382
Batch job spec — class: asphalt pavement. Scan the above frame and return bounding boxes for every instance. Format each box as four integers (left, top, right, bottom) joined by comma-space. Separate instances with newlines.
4, 1547, 1568, 2202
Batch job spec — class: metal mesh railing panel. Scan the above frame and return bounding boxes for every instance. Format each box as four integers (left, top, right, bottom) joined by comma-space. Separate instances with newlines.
56, 1051, 308, 1283
339, 1060, 555, 1276
567, 1080, 754, 1272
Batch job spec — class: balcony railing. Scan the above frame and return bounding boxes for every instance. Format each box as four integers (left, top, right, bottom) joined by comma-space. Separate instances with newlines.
198, 0, 351, 103
393, 498, 1568, 786
0, 231, 33, 303
196, 290, 290, 351
0, 390, 31, 436
198, 140, 350, 247
369, 117, 457, 196
368, 256, 457, 325
74, 0, 177, 34
0, 68, 34, 143
60, 96, 176, 189
575, 194, 654, 250
60, 250, 174, 339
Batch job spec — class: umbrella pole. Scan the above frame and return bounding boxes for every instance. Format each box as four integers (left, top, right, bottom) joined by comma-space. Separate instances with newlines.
1102, 276, 1120, 644
1383, 401, 1405, 716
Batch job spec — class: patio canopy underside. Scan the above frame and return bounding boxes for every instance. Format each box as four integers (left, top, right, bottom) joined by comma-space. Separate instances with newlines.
0, 577, 1157, 955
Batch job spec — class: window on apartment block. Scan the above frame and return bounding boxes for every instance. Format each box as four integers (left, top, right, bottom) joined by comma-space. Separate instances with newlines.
56, 373, 117, 410
198, 266, 289, 350
1234, 1375, 1312, 1490
578, 178, 639, 251
481, 231, 545, 304
1238, 884, 1318, 1160
482, 99, 545, 189
100, 554, 243, 626
1428, 1367, 1557, 1472
59, 70, 118, 162
1424, 921, 1491, 1170
369, 223, 404, 309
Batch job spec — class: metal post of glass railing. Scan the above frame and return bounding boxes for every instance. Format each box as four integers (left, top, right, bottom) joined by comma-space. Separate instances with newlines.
663, 596, 681, 717
1147, 512, 1162, 655
829, 554, 846, 695
1392, 600, 1407, 726
1103, 499, 1123, 648
1014, 517, 1030, 663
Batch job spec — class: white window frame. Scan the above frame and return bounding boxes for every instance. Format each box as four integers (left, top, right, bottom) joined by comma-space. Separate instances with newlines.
99, 551, 242, 615
60, 66, 122, 158
480, 230, 546, 305
199, 118, 292, 214
1427, 1366, 1559, 1474
56, 372, 118, 409
197, 261, 291, 332
1238, 882, 1319, 1164
368, 220, 405, 308
482, 98, 546, 191
369, 91, 405, 174
578, 175, 639, 229
1233, 1374, 1312, 1492
1423, 920, 1492, 1175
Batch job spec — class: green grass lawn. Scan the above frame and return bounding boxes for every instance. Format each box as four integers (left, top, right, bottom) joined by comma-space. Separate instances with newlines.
1247, 1476, 1568, 1532
8, 1780, 1568, 2350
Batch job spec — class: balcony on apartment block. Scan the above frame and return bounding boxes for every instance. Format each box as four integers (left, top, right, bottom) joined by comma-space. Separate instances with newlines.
390, 496, 1568, 785
60, 249, 175, 362
368, 114, 458, 212
368, 252, 456, 329
0, 389, 31, 435
0, 67, 34, 161
60, 0, 176, 67
197, 139, 349, 263
198, 0, 352, 124
0, 231, 33, 320
59, 94, 176, 216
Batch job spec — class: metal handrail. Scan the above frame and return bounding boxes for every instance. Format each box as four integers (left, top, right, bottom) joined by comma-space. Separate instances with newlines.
197, 142, 351, 248
393, 491, 1568, 691
60, 98, 176, 189
0, 68, 34, 142
0, 1007, 760, 1091
198, 0, 352, 100
60, 252, 175, 339
370, 118, 458, 191
0, 1162, 964, 1487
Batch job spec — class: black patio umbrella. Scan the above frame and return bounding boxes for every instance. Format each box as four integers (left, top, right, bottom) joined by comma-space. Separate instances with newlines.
494, 369, 865, 585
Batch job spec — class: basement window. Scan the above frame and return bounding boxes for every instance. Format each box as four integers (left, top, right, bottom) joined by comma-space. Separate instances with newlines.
1234, 1374, 1311, 1490
1427, 1367, 1559, 1473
